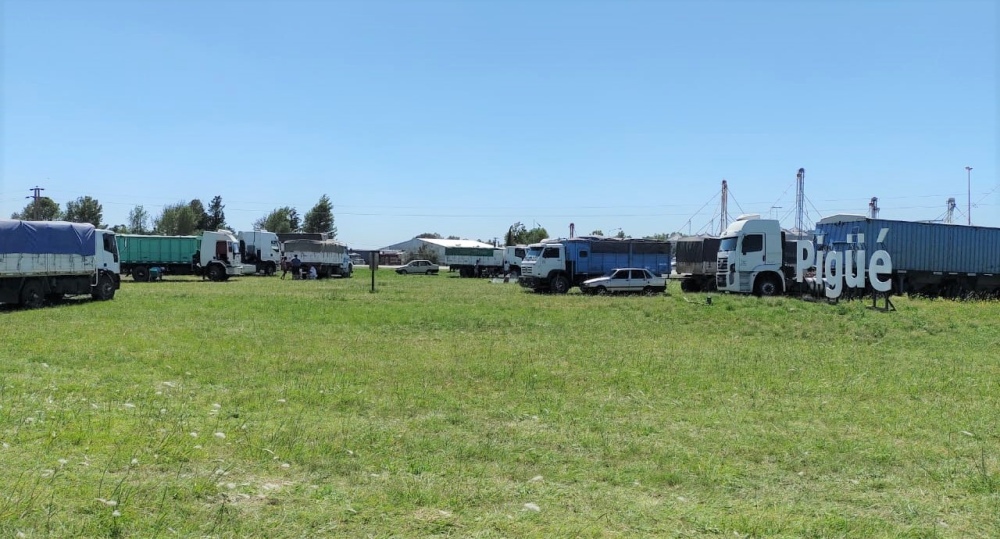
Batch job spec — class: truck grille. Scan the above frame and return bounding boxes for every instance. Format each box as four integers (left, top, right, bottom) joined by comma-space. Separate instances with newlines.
717, 256, 728, 272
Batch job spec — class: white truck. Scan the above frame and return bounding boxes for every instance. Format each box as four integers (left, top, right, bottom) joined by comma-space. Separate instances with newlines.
237, 230, 281, 275
0, 220, 120, 308
443, 245, 526, 278
715, 215, 809, 296
283, 239, 353, 278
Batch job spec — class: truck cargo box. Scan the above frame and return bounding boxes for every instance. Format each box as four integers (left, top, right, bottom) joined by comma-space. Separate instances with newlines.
815, 215, 1000, 275
116, 235, 201, 265
565, 238, 671, 276
674, 236, 720, 275
0, 220, 95, 256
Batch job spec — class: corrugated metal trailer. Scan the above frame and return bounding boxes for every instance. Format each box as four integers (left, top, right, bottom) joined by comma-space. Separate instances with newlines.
815, 215, 1000, 296
674, 236, 719, 291
116, 234, 201, 280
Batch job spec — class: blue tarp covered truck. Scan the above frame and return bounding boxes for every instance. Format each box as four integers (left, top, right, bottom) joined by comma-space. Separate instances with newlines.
0, 220, 120, 308
519, 236, 672, 293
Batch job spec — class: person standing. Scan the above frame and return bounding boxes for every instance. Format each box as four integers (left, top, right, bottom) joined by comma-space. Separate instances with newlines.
291, 255, 302, 279
279, 256, 289, 279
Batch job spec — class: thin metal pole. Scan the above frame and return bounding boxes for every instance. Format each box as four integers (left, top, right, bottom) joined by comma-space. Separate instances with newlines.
965, 166, 973, 225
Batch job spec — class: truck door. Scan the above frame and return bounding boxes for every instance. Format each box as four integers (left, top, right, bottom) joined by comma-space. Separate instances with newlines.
215, 241, 229, 262
630, 269, 649, 291
739, 234, 765, 272
608, 269, 629, 293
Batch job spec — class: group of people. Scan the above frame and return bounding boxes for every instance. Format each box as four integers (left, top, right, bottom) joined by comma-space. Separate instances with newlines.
280, 255, 318, 280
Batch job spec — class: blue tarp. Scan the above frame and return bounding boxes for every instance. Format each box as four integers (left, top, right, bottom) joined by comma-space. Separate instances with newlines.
0, 220, 96, 256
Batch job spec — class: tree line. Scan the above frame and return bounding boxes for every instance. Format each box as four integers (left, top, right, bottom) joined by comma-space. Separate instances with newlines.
10, 194, 338, 238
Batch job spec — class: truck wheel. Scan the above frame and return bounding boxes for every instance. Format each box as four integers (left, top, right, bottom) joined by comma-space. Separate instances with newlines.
133, 266, 149, 282
20, 281, 45, 309
680, 279, 699, 292
755, 275, 781, 297
92, 274, 116, 301
345, 265, 353, 278
265, 262, 276, 276
551, 275, 570, 294
207, 264, 225, 282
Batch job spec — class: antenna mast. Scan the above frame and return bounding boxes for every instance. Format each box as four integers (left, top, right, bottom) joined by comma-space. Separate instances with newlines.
795, 168, 805, 233
719, 179, 728, 235
868, 197, 880, 219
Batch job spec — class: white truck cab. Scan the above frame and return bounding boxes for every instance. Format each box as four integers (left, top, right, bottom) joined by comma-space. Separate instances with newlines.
198, 230, 244, 281
716, 215, 787, 296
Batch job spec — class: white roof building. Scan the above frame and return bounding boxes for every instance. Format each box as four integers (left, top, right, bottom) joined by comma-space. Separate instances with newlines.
380, 237, 496, 262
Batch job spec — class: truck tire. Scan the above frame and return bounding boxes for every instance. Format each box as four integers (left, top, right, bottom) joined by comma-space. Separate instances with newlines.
133, 266, 149, 282
92, 274, 116, 301
20, 280, 44, 309
755, 275, 781, 297
680, 279, 699, 292
551, 275, 570, 294
207, 264, 225, 282
345, 264, 353, 278
265, 262, 276, 276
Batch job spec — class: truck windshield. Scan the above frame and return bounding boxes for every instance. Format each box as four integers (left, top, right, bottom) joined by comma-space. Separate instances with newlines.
525, 246, 543, 261
719, 236, 738, 252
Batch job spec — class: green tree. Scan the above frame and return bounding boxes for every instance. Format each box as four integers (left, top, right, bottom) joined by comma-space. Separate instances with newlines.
111, 224, 129, 233
64, 196, 105, 228
505, 222, 548, 245
206, 195, 227, 231
523, 226, 548, 244
303, 194, 336, 236
446, 235, 461, 240
155, 202, 199, 235
590, 229, 604, 236
189, 199, 210, 231
11, 197, 62, 221
416, 232, 442, 239
253, 206, 298, 233
128, 205, 151, 234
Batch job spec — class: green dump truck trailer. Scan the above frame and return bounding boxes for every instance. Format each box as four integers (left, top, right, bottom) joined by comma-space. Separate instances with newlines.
116, 234, 201, 281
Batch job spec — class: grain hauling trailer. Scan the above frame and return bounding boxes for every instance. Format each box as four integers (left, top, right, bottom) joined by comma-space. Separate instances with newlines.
283, 239, 353, 278
117, 231, 244, 281
673, 235, 720, 292
0, 220, 120, 308
519, 236, 672, 293
814, 215, 1000, 297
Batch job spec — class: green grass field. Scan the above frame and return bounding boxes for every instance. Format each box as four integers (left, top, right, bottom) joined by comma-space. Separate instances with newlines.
1, 270, 997, 537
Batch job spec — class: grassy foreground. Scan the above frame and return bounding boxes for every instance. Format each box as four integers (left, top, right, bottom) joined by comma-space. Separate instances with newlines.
1, 270, 997, 538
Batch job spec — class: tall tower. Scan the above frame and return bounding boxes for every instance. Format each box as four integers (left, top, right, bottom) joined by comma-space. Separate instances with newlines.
719, 180, 728, 235
795, 168, 805, 233
868, 197, 880, 219
945, 197, 956, 224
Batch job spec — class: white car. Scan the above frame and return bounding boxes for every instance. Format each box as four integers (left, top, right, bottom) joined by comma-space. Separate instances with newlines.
580, 268, 666, 295
395, 260, 440, 275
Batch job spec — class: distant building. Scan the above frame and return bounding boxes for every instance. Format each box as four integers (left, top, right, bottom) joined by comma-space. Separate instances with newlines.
380, 237, 496, 263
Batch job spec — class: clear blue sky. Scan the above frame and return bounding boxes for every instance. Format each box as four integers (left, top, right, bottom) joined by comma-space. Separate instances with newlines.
2, 0, 997, 249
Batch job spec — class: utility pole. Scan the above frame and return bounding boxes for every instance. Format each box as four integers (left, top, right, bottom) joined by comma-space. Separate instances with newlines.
868, 197, 879, 219
26, 186, 45, 220
719, 180, 728, 235
965, 166, 973, 225
795, 168, 805, 233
